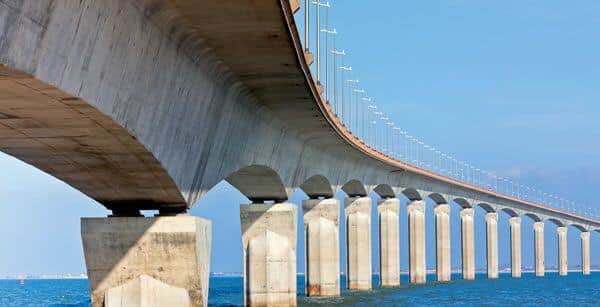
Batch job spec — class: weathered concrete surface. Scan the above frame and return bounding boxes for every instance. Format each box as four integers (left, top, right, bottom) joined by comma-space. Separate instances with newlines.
105, 274, 190, 307
408, 200, 426, 284
302, 199, 340, 296
581, 232, 590, 275
460, 208, 475, 280
344, 197, 372, 290
240, 203, 297, 306
486, 212, 499, 279
378, 198, 400, 286
509, 217, 522, 278
533, 222, 545, 277
81, 216, 211, 307
434, 204, 451, 282
557, 227, 568, 276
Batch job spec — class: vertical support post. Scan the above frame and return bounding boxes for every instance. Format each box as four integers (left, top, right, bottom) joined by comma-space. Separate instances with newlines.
460, 208, 475, 280
378, 198, 400, 286
581, 232, 591, 275
407, 200, 426, 284
557, 226, 568, 276
344, 197, 372, 290
240, 203, 297, 306
509, 216, 522, 278
302, 198, 340, 296
533, 221, 545, 277
434, 204, 451, 282
485, 212, 499, 279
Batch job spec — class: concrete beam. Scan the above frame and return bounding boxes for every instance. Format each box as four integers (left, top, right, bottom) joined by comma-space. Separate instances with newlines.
533, 222, 545, 277
434, 204, 451, 282
509, 216, 522, 278
81, 216, 211, 307
344, 197, 372, 290
557, 226, 568, 276
240, 203, 297, 306
378, 198, 400, 286
460, 208, 475, 280
408, 200, 426, 284
302, 199, 340, 296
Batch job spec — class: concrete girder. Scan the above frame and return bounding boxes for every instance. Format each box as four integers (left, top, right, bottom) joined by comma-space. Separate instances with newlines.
373, 184, 396, 199
546, 218, 567, 228
341, 180, 368, 197
401, 188, 423, 201
427, 192, 449, 205
523, 212, 544, 222
476, 203, 497, 213
299, 175, 334, 199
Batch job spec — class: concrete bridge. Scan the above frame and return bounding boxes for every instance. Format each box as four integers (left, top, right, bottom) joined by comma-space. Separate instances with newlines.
0, 0, 598, 306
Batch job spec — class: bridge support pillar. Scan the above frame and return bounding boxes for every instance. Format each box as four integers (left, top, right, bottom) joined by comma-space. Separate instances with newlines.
533, 222, 545, 277
460, 208, 475, 280
344, 197, 372, 290
302, 198, 340, 296
408, 200, 426, 284
434, 204, 451, 282
581, 232, 591, 275
81, 215, 211, 307
509, 217, 522, 278
241, 203, 297, 306
557, 226, 568, 276
486, 212, 499, 279
378, 198, 400, 286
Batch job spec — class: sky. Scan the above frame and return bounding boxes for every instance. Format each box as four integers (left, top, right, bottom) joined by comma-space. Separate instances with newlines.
1, 1, 600, 276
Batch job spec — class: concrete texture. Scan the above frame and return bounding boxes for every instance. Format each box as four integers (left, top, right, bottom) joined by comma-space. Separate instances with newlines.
460, 208, 475, 280
240, 203, 297, 306
408, 200, 426, 284
434, 204, 451, 282
105, 274, 190, 307
581, 232, 590, 275
378, 198, 400, 286
485, 213, 499, 279
557, 227, 568, 276
81, 216, 211, 307
509, 217, 522, 278
344, 197, 372, 290
302, 199, 340, 296
533, 222, 545, 277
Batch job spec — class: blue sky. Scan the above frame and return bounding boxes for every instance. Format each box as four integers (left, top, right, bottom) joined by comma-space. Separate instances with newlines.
1, 1, 599, 275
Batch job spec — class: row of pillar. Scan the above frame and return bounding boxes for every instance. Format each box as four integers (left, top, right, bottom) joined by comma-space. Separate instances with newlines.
81, 199, 593, 306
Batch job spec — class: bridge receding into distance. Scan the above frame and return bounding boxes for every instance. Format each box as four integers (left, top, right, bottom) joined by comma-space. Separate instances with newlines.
1, 0, 598, 306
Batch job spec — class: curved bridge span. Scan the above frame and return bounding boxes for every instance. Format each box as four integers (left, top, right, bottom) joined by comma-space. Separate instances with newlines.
1, 1, 598, 306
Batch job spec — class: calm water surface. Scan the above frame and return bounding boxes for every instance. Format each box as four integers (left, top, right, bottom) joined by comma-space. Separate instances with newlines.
0, 273, 598, 306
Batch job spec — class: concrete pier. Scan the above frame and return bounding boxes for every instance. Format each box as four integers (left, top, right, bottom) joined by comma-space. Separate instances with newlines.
533, 222, 545, 277
434, 204, 451, 282
407, 200, 426, 284
557, 226, 568, 276
509, 217, 522, 278
345, 197, 372, 290
378, 198, 400, 286
460, 208, 475, 280
81, 215, 211, 307
581, 232, 591, 275
486, 212, 499, 279
302, 199, 340, 296
240, 203, 297, 306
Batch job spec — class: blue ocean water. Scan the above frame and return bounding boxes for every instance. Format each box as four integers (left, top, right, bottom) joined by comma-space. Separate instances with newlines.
0, 273, 598, 306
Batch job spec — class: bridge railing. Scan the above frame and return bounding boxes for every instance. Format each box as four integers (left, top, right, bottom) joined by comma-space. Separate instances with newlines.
292, 1, 598, 221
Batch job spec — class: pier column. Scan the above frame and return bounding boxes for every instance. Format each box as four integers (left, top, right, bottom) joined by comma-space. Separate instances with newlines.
434, 204, 451, 282
407, 200, 426, 284
485, 212, 498, 279
533, 222, 545, 277
378, 198, 400, 286
302, 198, 340, 296
509, 216, 522, 278
81, 215, 212, 307
460, 208, 475, 280
581, 232, 591, 275
241, 203, 297, 306
557, 226, 568, 276
344, 197, 372, 290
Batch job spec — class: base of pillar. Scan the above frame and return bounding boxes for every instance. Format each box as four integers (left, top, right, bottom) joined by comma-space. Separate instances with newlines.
105, 274, 191, 307
81, 215, 211, 307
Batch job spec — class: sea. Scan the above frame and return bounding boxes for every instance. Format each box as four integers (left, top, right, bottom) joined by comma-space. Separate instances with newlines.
0, 272, 598, 306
